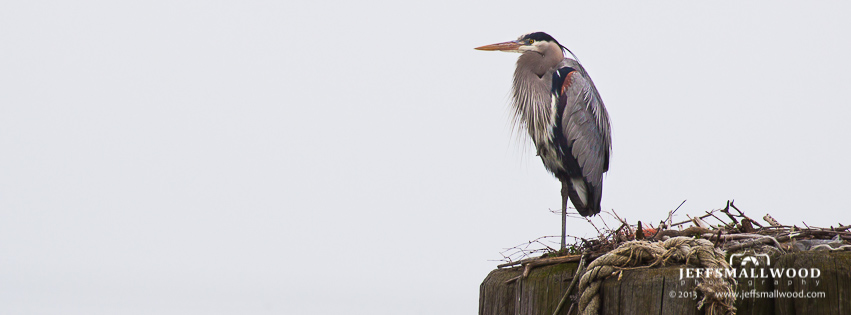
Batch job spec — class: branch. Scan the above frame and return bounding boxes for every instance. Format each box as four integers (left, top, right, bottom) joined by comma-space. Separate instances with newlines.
664, 199, 687, 228
719, 201, 739, 225
763, 214, 782, 227
730, 200, 764, 228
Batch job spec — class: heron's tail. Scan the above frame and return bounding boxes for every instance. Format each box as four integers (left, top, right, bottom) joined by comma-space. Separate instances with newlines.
564, 177, 601, 217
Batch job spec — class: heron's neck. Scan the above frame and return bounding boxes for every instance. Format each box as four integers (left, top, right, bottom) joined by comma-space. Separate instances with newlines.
517, 45, 564, 77
512, 61, 557, 149
511, 45, 564, 145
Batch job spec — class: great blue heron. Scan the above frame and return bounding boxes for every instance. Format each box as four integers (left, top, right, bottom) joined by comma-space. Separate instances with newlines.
475, 32, 611, 249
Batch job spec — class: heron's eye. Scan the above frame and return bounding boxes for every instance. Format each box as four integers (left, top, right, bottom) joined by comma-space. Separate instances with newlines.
529, 39, 535, 44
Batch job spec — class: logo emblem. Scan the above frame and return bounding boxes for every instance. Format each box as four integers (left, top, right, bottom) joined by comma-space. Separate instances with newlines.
729, 253, 771, 267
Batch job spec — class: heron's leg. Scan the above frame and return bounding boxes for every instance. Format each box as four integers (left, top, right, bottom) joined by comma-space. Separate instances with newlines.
560, 182, 569, 250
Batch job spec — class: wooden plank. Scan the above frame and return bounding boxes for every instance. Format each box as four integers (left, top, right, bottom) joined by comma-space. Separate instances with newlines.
479, 267, 521, 315
601, 267, 700, 315
520, 262, 577, 315
659, 270, 700, 315
836, 252, 851, 315
479, 263, 578, 315
730, 252, 776, 315
774, 251, 851, 315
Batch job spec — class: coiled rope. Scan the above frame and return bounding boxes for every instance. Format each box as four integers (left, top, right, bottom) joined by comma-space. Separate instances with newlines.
577, 237, 736, 315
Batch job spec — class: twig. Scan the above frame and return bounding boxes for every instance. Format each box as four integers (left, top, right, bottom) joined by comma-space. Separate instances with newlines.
729, 200, 764, 228
606, 209, 628, 226
497, 235, 577, 266
713, 229, 723, 248
705, 209, 728, 226
598, 215, 611, 231
624, 219, 634, 236
670, 212, 715, 228
522, 263, 533, 278
498, 257, 535, 269
610, 223, 627, 242
514, 253, 602, 281
657, 227, 714, 238
763, 214, 782, 227
605, 209, 633, 238
719, 201, 739, 225
687, 214, 711, 229
741, 218, 755, 233
651, 225, 665, 240
585, 217, 605, 239
521, 255, 583, 275
665, 200, 687, 227
504, 275, 521, 284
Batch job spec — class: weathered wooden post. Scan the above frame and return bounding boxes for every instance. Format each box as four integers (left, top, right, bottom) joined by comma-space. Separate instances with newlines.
480, 251, 851, 315
480, 263, 579, 315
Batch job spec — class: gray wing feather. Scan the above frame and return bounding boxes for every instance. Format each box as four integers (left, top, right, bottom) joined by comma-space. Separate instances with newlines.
560, 61, 611, 188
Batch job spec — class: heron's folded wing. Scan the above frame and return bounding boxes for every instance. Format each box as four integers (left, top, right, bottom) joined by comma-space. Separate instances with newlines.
559, 68, 611, 187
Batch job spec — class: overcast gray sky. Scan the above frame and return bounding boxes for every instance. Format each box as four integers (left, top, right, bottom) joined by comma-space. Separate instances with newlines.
2, 1, 850, 314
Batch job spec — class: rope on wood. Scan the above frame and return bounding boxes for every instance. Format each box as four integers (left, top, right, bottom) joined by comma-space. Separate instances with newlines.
577, 236, 737, 315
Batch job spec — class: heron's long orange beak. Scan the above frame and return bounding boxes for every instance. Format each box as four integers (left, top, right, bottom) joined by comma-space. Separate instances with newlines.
474, 40, 521, 52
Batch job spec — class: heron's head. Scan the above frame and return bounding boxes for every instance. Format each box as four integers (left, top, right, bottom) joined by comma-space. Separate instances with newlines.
475, 32, 566, 54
